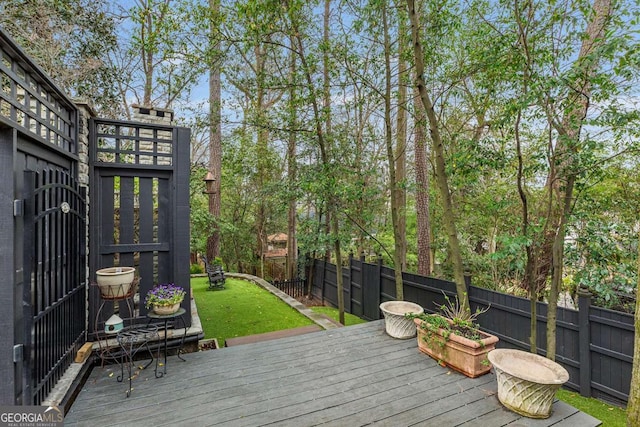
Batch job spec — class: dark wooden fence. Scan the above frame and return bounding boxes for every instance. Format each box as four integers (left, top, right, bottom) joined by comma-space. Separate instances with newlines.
271, 278, 306, 299
2, 28, 86, 405
311, 255, 634, 405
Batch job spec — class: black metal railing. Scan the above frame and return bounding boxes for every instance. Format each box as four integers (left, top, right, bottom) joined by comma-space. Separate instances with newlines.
23, 170, 87, 404
271, 278, 307, 299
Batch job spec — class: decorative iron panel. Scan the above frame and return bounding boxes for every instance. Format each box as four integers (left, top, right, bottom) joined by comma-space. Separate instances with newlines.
22, 170, 87, 405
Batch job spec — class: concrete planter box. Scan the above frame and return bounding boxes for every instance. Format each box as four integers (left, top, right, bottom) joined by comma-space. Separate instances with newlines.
414, 316, 498, 378
379, 301, 424, 339
488, 349, 569, 418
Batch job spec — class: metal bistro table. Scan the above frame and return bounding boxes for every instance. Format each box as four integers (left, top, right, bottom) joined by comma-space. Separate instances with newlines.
116, 325, 160, 397
147, 307, 187, 377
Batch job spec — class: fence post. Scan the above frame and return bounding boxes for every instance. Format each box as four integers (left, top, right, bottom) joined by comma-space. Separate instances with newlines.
347, 252, 354, 313
319, 258, 326, 303
578, 286, 592, 398
375, 254, 383, 318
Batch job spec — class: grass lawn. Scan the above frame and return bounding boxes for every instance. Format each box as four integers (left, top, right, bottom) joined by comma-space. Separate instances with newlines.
310, 306, 368, 326
556, 389, 626, 426
191, 276, 314, 346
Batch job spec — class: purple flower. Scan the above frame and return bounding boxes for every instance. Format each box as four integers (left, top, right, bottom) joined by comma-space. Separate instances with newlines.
144, 283, 186, 308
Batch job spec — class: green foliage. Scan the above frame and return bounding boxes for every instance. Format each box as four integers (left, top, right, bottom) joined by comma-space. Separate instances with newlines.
189, 165, 215, 257
9, 0, 640, 322
438, 292, 488, 325
566, 219, 638, 312
408, 292, 489, 342
190, 264, 204, 274
126, 0, 207, 107
0, 0, 119, 111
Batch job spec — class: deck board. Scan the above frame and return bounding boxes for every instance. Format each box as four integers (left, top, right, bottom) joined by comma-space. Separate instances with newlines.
224, 325, 323, 346
64, 320, 601, 427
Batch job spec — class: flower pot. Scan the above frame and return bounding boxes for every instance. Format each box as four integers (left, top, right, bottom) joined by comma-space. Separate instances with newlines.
379, 301, 424, 339
153, 302, 181, 315
96, 267, 135, 298
488, 348, 569, 419
414, 316, 498, 378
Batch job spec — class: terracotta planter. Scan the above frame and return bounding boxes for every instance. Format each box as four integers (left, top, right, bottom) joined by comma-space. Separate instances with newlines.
379, 301, 424, 339
96, 267, 135, 298
152, 302, 181, 315
414, 316, 498, 378
488, 349, 569, 419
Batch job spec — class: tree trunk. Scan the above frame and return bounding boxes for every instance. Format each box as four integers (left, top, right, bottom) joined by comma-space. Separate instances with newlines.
207, 0, 222, 261
382, 3, 404, 300
406, 0, 469, 312
286, 36, 298, 280
255, 42, 269, 278
626, 229, 640, 426
287, 0, 342, 322
321, 0, 333, 265
395, 14, 408, 271
515, 100, 538, 352
414, 87, 431, 276
545, 0, 612, 360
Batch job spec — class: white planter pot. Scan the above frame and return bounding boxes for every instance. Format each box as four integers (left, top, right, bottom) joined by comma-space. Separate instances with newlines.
379, 301, 424, 339
96, 267, 135, 298
488, 348, 569, 419
152, 302, 181, 315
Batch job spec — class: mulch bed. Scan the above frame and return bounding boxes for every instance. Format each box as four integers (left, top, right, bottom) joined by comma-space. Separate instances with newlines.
198, 338, 219, 351
295, 295, 324, 307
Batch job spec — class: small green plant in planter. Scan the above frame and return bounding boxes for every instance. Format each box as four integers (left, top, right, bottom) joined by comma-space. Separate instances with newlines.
407, 293, 498, 378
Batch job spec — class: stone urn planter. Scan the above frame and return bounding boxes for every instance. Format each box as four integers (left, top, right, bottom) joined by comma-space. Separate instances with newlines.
414, 316, 499, 378
96, 267, 135, 298
379, 301, 424, 339
488, 348, 569, 419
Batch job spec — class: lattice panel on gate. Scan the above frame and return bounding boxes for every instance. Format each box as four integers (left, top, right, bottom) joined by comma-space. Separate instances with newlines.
94, 119, 174, 167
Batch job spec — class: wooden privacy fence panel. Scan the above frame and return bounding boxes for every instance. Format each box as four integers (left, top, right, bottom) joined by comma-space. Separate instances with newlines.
311, 255, 634, 405
90, 118, 191, 331
589, 305, 634, 402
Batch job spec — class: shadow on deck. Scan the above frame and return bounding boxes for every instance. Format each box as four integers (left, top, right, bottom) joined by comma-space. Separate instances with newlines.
64, 321, 601, 427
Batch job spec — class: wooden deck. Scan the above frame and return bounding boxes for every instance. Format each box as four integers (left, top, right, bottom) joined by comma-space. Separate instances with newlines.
64, 321, 601, 426
225, 325, 323, 346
